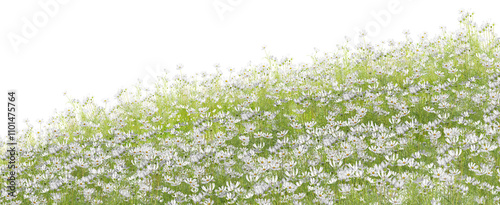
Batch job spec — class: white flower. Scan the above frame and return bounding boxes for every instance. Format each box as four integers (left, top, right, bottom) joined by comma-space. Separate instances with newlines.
388, 195, 404, 205
338, 183, 351, 195
176, 64, 184, 70
475, 196, 486, 204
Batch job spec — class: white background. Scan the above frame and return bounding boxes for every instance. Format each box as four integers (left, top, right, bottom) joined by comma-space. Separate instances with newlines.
1, 0, 499, 143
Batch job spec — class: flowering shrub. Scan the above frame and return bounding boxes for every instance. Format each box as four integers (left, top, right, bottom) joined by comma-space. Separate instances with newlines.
1, 9, 500, 205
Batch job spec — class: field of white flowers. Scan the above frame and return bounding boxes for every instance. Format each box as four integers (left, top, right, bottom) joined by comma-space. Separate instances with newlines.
1, 10, 500, 205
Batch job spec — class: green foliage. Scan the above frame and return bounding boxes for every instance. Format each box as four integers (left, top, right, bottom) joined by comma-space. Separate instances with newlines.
1, 10, 500, 205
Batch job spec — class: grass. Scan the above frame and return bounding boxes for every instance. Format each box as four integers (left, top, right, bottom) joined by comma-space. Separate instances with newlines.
1, 9, 500, 205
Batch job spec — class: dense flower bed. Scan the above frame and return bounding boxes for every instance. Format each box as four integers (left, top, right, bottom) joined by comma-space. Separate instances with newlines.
1, 9, 500, 205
